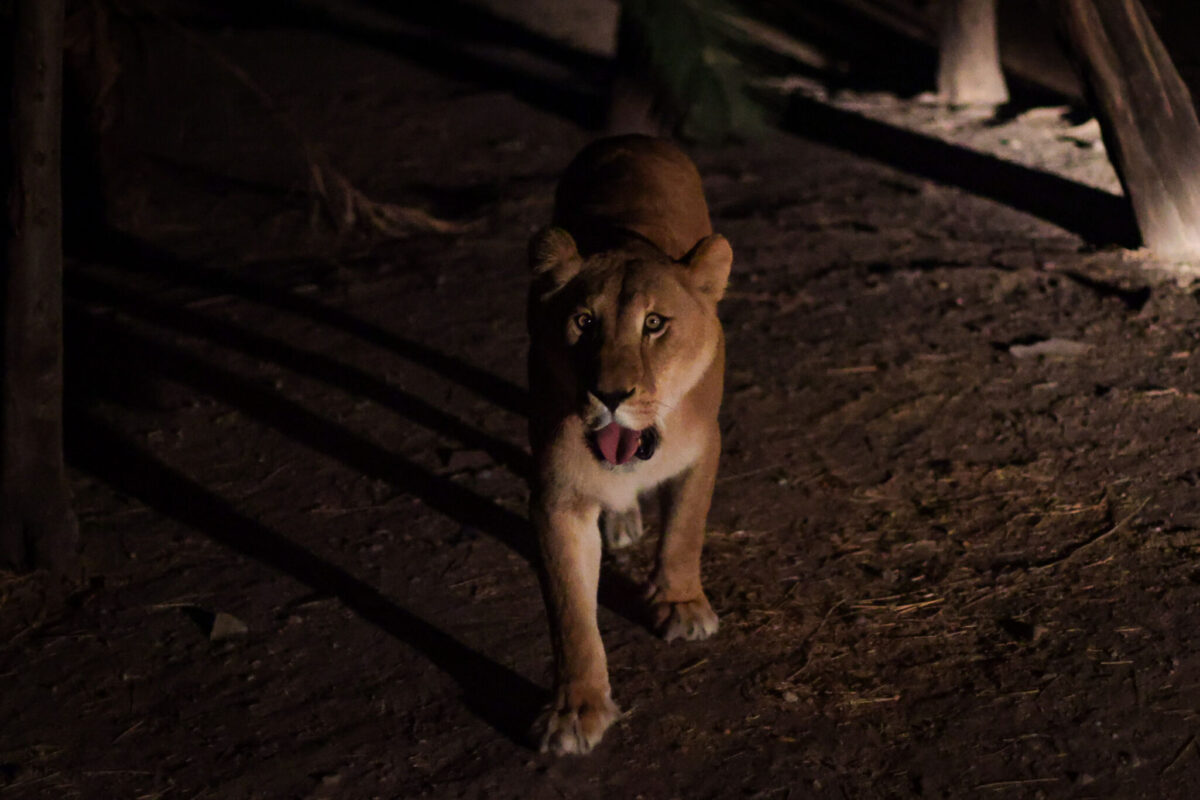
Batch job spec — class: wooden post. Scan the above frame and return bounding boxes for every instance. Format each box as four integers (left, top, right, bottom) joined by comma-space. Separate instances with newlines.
937, 0, 1009, 106
1048, 0, 1200, 260
2, 0, 79, 574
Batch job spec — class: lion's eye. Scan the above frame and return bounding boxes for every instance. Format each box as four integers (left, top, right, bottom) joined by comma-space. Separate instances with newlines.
644, 313, 667, 334
573, 312, 594, 332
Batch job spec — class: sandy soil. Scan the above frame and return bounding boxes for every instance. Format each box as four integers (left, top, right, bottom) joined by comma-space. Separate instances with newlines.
6, 4, 1200, 799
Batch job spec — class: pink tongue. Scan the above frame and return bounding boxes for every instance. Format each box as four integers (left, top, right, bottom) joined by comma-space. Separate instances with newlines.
595, 422, 641, 465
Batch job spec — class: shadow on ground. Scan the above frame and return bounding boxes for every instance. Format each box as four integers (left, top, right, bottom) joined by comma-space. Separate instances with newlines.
66, 409, 545, 744
63, 235, 649, 746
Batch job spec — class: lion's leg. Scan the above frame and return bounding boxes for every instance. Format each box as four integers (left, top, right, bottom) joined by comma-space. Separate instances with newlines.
600, 504, 644, 550
647, 438, 720, 642
532, 497, 620, 754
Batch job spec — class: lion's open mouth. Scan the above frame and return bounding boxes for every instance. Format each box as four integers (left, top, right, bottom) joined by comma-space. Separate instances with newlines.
591, 423, 658, 465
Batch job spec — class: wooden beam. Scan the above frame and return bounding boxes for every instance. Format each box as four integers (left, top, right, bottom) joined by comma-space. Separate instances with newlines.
2, 0, 79, 574
1049, 0, 1200, 260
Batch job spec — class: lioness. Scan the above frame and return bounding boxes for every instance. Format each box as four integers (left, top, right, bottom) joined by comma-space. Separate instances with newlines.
527, 135, 731, 754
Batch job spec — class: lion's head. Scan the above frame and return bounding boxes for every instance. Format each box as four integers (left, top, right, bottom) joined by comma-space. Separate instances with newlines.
528, 227, 731, 467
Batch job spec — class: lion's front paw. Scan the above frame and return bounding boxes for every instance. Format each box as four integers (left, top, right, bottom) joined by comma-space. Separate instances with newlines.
600, 506, 643, 550
536, 684, 621, 755
647, 588, 719, 642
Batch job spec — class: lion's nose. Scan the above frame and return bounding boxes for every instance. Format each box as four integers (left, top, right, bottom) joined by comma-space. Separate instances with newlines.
592, 388, 634, 412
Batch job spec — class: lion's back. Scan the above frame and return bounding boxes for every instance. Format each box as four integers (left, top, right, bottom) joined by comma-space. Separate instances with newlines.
552, 135, 712, 260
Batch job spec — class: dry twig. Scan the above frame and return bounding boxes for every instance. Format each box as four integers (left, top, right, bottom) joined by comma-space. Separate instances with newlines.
973, 777, 1059, 791
1030, 497, 1149, 573
1161, 734, 1198, 775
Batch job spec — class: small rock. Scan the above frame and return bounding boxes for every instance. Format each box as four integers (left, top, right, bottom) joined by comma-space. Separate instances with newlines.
1009, 338, 1093, 359
210, 612, 248, 641
998, 617, 1048, 643
303, 771, 343, 800
442, 448, 491, 473
1016, 105, 1072, 123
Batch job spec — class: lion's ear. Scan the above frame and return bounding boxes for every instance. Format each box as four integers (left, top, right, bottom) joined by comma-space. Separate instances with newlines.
529, 227, 582, 290
685, 234, 732, 302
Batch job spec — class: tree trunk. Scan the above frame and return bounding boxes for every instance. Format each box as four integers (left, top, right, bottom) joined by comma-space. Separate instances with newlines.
1048, 0, 1200, 260
2, 0, 79, 574
937, 0, 1009, 106
606, 4, 677, 137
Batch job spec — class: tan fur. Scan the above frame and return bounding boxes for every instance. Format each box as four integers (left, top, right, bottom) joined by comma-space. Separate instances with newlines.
527, 135, 731, 755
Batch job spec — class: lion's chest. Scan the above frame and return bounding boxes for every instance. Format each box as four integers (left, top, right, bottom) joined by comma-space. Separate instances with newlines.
570, 426, 703, 511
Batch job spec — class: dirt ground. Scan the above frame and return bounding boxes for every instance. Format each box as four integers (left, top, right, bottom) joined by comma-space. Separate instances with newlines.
9, 3, 1200, 799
